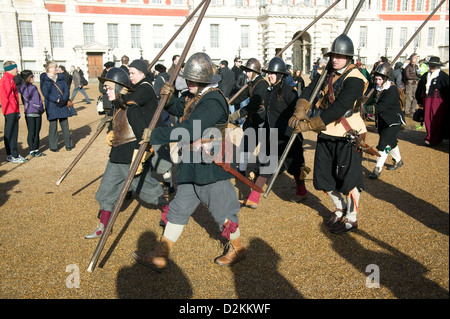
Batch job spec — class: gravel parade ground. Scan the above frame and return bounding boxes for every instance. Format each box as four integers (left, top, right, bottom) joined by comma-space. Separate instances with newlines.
0, 83, 448, 307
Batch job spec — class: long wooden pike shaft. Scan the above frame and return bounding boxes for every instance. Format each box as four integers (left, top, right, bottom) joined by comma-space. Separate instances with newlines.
264, 0, 366, 199
87, 0, 212, 273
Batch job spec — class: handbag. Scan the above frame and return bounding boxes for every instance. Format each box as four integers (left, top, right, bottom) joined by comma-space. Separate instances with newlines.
52, 81, 73, 108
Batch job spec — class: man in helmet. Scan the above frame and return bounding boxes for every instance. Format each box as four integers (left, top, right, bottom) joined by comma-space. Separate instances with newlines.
288, 34, 369, 234
85, 68, 167, 239
369, 63, 405, 179
229, 58, 269, 175
131, 52, 246, 271
239, 57, 310, 209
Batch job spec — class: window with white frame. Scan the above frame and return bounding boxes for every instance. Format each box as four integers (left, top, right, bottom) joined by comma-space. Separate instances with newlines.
51, 22, 64, 48
174, 25, 185, 49
414, 27, 421, 48
23, 61, 36, 71
19, 21, 34, 47
386, 0, 394, 11
259, 0, 268, 6
83, 23, 95, 45
399, 27, 407, 47
131, 24, 141, 48
385, 28, 393, 48
241, 25, 249, 48
427, 27, 435, 46
359, 26, 367, 48
151, 0, 162, 4
236, 0, 244, 6
173, 0, 183, 4
153, 25, 163, 49
108, 24, 119, 48
429, 0, 438, 10
415, 0, 423, 11
210, 24, 219, 48
401, 0, 408, 11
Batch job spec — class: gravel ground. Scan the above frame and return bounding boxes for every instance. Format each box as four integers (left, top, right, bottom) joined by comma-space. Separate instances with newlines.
0, 83, 448, 302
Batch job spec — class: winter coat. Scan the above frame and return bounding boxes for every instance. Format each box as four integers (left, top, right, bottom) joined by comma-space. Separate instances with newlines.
18, 83, 44, 115
374, 81, 405, 127
40, 73, 72, 121
0, 72, 20, 116
218, 67, 235, 98
154, 72, 170, 99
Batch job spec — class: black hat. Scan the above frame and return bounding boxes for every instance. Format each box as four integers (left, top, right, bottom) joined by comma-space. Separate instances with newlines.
104, 61, 115, 69
425, 56, 444, 67
20, 70, 34, 81
129, 59, 149, 74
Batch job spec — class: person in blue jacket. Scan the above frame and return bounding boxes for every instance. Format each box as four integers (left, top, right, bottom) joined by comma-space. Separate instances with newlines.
40, 61, 74, 152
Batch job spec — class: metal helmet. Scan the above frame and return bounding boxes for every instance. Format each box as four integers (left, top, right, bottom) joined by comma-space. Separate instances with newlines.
324, 34, 355, 57
374, 62, 391, 78
262, 57, 288, 75
98, 67, 133, 93
241, 58, 262, 74
182, 52, 221, 84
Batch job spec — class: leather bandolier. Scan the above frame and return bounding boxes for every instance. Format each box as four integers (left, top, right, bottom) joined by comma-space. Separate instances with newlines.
315, 64, 369, 138
111, 102, 138, 147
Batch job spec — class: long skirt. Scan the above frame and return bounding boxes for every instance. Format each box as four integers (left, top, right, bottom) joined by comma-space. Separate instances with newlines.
423, 95, 447, 145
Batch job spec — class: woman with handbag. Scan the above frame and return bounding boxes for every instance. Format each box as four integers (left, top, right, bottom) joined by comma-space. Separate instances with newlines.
40, 61, 74, 152
18, 70, 46, 157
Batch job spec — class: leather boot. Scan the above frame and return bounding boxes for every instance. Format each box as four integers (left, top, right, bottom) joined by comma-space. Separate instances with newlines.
215, 237, 247, 266
131, 236, 174, 272
85, 210, 111, 239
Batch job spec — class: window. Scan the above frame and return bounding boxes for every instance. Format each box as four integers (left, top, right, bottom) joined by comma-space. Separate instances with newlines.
414, 27, 421, 48
304, 0, 312, 5
108, 24, 118, 48
386, 0, 394, 11
236, 0, 244, 6
259, 0, 268, 5
174, 25, 185, 49
153, 24, 163, 49
131, 24, 141, 48
19, 21, 34, 48
401, 0, 408, 11
23, 61, 36, 71
429, 0, 438, 10
400, 27, 407, 47
173, 0, 183, 4
51, 22, 64, 48
427, 27, 435, 46
415, 0, 423, 11
385, 28, 393, 48
83, 23, 95, 45
241, 25, 249, 48
359, 26, 367, 48
151, 0, 162, 3
446, 27, 449, 46
210, 24, 219, 48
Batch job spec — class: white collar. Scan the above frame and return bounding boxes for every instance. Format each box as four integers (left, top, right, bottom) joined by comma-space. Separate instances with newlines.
199, 82, 218, 95
376, 80, 391, 91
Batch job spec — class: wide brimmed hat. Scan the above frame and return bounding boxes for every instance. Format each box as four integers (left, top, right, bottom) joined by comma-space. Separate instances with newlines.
425, 56, 444, 67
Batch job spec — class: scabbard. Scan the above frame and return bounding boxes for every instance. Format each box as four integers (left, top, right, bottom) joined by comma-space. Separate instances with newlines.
358, 141, 380, 157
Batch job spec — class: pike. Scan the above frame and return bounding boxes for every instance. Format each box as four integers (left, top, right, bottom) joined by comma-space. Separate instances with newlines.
87, 0, 212, 273
228, 0, 341, 106
363, 0, 447, 100
264, 0, 366, 199
55, 0, 209, 186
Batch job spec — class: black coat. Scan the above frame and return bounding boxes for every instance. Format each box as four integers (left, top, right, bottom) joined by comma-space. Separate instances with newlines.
218, 67, 235, 98
374, 83, 405, 127
234, 75, 269, 127
416, 70, 450, 103
127, 77, 166, 128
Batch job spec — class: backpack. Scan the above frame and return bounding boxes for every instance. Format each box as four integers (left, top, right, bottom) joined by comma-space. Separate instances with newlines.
393, 82, 406, 111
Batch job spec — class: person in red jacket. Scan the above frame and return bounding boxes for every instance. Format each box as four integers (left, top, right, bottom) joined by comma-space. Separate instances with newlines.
0, 61, 28, 163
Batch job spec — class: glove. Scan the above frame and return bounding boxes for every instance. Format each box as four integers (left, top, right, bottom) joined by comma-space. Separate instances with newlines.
132, 149, 152, 175
139, 128, 152, 145
105, 131, 114, 146
292, 116, 326, 134
97, 115, 112, 131
228, 110, 242, 123
160, 82, 175, 101
288, 98, 311, 130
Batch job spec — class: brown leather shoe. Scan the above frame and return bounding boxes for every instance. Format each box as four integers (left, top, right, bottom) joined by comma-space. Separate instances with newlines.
330, 218, 358, 234
131, 236, 174, 272
325, 209, 345, 227
215, 237, 247, 266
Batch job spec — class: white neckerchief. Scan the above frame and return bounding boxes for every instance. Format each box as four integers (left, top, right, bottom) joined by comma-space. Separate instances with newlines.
376, 80, 391, 92
426, 69, 440, 95
199, 82, 218, 95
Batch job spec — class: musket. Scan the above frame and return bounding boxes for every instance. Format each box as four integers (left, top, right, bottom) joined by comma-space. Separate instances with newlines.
363, 0, 447, 100
87, 0, 212, 273
228, 0, 341, 106
55, 0, 208, 186
264, 0, 366, 199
